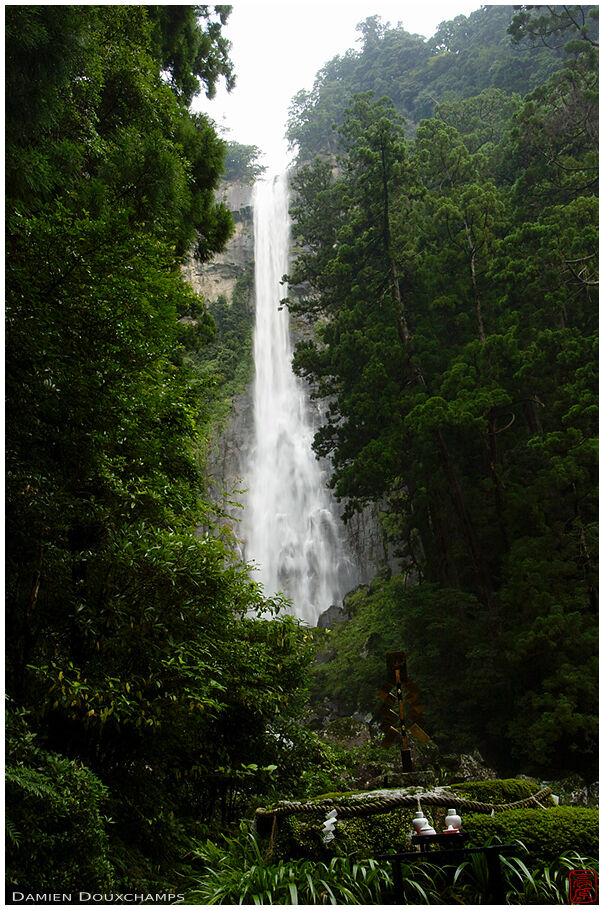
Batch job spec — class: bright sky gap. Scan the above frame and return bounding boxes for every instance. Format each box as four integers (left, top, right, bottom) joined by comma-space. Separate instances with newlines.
193, 1, 482, 171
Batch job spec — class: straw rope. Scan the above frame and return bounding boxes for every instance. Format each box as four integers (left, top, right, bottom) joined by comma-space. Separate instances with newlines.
255, 786, 553, 822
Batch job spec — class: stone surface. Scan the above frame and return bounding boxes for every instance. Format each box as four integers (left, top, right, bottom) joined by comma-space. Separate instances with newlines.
322, 716, 371, 748
345, 507, 402, 584
352, 710, 374, 725
183, 179, 254, 302
205, 386, 254, 514
441, 750, 498, 783
313, 647, 337, 666
359, 631, 385, 659
349, 761, 390, 791
317, 603, 348, 630
545, 774, 599, 807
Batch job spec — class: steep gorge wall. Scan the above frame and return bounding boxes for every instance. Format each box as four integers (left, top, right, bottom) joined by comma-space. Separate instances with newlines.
184, 179, 255, 557
183, 181, 255, 300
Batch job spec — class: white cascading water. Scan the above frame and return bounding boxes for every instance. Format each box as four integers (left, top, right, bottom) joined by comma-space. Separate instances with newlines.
242, 172, 355, 624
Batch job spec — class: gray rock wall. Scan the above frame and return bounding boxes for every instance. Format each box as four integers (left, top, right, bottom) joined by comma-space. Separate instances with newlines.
183, 180, 254, 302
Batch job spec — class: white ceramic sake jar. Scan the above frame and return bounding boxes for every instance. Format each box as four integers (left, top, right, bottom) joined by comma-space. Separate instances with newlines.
444, 808, 462, 831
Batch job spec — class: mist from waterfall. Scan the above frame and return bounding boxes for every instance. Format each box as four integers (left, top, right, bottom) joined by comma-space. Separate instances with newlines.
241, 172, 356, 625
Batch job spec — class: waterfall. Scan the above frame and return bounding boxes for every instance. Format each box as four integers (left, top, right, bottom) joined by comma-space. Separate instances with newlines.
241, 172, 355, 624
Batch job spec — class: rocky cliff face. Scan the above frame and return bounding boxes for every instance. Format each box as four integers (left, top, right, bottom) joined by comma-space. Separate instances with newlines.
183, 180, 254, 301
184, 179, 255, 553
204, 384, 254, 561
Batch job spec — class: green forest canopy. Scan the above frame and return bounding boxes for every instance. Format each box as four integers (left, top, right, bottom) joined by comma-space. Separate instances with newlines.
286, 4, 597, 158
5, 5, 316, 891
286, 4, 598, 776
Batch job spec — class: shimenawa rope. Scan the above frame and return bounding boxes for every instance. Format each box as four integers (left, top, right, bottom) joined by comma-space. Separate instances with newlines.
255, 786, 553, 822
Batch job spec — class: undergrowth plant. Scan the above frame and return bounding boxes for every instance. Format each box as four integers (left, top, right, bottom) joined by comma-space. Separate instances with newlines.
6, 707, 116, 891
502, 850, 599, 905
183, 823, 599, 905
185, 823, 399, 904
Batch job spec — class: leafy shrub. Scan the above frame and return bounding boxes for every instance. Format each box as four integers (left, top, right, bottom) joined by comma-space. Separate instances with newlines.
443, 845, 599, 905
309, 578, 503, 758
6, 708, 116, 890
463, 806, 598, 862
276, 805, 419, 863
504, 851, 599, 904
309, 577, 402, 716
185, 821, 599, 905
187, 823, 395, 904
223, 141, 266, 183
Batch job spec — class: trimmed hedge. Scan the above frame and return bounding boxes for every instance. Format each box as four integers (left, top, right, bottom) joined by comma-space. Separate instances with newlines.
275, 806, 417, 861
463, 807, 598, 862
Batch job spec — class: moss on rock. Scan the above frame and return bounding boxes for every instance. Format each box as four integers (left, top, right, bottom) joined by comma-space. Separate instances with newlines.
451, 778, 553, 805
274, 805, 417, 861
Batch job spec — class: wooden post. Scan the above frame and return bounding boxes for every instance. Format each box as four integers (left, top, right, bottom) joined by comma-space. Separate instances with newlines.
485, 846, 506, 905
394, 667, 412, 772
391, 858, 404, 904
379, 652, 430, 757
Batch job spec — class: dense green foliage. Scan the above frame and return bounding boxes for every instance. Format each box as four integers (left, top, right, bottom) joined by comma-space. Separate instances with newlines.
204, 274, 256, 427
286, 6, 582, 161
146, 5, 235, 104
6, 708, 116, 890
184, 820, 598, 904
288, 6, 598, 777
224, 141, 267, 183
310, 577, 415, 717
174, 266, 256, 464
5, 2, 599, 894
4, 5, 315, 890
188, 825, 394, 904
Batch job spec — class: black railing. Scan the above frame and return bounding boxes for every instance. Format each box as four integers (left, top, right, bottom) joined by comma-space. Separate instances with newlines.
381, 834, 519, 905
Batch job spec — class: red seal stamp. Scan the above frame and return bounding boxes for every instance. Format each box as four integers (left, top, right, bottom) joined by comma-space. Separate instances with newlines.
569, 869, 598, 904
